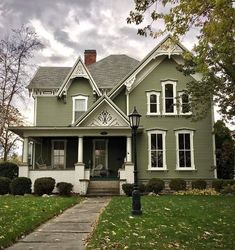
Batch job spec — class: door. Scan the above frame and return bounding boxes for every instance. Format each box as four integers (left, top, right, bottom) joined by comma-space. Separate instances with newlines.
93, 139, 108, 170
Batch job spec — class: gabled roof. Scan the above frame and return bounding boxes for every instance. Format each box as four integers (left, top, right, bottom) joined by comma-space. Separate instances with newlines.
57, 56, 101, 97
108, 34, 191, 97
73, 94, 129, 127
28, 55, 139, 91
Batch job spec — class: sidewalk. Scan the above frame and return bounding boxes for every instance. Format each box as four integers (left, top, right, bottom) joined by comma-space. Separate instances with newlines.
7, 197, 111, 250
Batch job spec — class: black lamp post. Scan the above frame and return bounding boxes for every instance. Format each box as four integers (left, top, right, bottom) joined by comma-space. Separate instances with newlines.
128, 106, 142, 216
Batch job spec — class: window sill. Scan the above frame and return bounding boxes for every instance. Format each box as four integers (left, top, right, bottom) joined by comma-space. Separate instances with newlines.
175, 168, 197, 172
146, 114, 161, 117
147, 168, 168, 172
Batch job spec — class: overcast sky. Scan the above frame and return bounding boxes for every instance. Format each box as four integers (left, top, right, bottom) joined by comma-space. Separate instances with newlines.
1, 0, 224, 126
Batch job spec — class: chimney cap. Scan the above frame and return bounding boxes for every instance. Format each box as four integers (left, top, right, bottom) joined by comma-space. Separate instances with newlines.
84, 50, 96, 54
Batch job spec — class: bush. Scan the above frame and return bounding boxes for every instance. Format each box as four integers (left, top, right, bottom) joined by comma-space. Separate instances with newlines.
0, 161, 18, 179
191, 179, 207, 190
221, 184, 235, 195
10, 177, 31, 195
34, 177, 55, 196
122, 183, 133, 196
169, 179, 186, 191
146, 178, 164, 194
212, 179, 224, 192
56, 182, 73, 196
139, 183, 146, 193
0, 177, 11, 195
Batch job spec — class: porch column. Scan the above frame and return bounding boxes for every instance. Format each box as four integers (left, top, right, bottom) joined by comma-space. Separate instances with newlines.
78, 136, 83, 163
126, 136, 132, 163
22, 137, 29, 164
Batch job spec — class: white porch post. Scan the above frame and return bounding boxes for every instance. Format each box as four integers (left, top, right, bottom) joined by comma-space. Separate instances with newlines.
23, 137, 29, 164
78, 136, 83, 163
126, 136, 132, 163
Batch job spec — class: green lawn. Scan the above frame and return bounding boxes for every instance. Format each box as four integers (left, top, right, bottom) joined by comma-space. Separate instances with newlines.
0, 195, 81, 249
87, 196, 235, 250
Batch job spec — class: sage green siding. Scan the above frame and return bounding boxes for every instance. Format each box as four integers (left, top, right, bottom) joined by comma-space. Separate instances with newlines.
113, 88, 126, 113
36, 78, 94, 126
128, 58, 214, 180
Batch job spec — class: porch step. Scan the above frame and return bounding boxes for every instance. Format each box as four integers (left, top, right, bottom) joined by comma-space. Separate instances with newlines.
87, 181, 120, 196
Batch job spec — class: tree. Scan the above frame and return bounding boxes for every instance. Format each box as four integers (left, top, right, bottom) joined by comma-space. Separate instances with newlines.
127, 0, 235, 121
0, 26, 43, 160
214, 120, 234, 179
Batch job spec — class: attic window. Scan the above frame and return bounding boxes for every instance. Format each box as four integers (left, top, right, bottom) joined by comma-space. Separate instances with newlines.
72, 96, 88, 123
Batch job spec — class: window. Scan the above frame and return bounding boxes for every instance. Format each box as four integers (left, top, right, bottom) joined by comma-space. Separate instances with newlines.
148, 130, 166, 170
162, 81, 177, 114
147, 92, 160, 115
175, 130, 195, 170
52, 140, 66, 169
179, 92, 191, 115
72, 96, 88, 122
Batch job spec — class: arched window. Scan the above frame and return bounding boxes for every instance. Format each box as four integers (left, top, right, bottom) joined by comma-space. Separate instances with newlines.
147, 91, 160, 115
72, 95, 88, 123
179, 92, 191, 115
161, 81, 177, 114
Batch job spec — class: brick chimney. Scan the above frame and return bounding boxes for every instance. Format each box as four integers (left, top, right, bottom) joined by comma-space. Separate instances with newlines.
84, 50, 96, 66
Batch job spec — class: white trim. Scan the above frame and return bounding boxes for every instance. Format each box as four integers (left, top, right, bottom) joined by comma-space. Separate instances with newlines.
175, 130, 195, 170
72, 95, 88, 123
178, 92, 192, 115
161, 80, 177, 115
126, 91, 130, 115
146, 91, 160, 115
147, 130, 167, 170
51, 139, 67, 169
211, 103, 217, 178
33, 97, 37, 126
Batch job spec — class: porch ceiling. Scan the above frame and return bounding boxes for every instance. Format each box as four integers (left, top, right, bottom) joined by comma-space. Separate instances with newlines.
9, 126, 144, 138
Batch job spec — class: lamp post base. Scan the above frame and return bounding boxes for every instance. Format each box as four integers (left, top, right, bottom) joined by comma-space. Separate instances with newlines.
132, 189, 142, 216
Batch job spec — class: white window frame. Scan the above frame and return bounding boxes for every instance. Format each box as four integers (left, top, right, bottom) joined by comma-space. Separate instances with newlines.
161, 81, 177, 115
178, 92, 192, 115
147, 130, 167, 170
72, 95, 88, 123
147, 91, 160, 115
51, 139, 67, 169
175, 130, 195, 170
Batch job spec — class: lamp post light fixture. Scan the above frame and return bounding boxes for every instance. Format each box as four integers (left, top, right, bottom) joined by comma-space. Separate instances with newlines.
128, 106, 142, 216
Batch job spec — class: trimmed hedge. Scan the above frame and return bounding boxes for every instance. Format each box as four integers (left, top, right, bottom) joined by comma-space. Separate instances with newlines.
122, 183, 133, 196
34, 177, 55, 196
0, 162, 18, 179
192, 179, 207, 190
169, 179, 186, 191
0, 177, 11, 195
212, 179, 235, 192
56, 182, 73, 196
10, 177, 32, 195
221, 184, 235, 195
146, 178, 164, 194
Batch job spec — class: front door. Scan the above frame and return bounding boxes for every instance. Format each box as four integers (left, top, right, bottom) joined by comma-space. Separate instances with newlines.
92, 139, 108, 175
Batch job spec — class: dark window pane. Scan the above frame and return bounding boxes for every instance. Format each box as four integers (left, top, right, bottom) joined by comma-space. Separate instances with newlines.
151, 134, 156, 150
157, 134, 163, 150
150, 104, 157, 113
185, 151, 191, 167
179, 151, 185, 167
165, 84, 173, 97
178, 134, 184, 149
165, 99, 174, 113
185, 134, 190, 149
157, 151, 163, 168
182, 93, 189, 103
150, 94, 157, 103
151, 151, 157, 167
182, 103, 190, 113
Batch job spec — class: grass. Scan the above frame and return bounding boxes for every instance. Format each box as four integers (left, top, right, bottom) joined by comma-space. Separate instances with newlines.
87, 196, 235, 250
0, 195, 81, 249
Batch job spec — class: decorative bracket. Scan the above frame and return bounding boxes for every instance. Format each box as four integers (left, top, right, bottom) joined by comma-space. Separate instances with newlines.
124, 76, 136, 92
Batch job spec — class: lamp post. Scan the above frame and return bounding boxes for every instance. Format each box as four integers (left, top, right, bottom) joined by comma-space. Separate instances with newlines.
128, 107, 142, 216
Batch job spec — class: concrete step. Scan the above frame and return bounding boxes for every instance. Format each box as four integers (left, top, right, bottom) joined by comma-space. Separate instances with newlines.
88, 180, 119, 189
87, 180, 120, 196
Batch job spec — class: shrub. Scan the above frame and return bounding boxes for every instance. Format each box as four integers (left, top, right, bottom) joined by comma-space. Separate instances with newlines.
175, 188, 220, 196
34, 177, 55, 196
10, 177, 31, 195
122, 183, 133, 196
191, 179, 207, 190
212, 179, 224, 192
139, 183, 146, 193
223, 179, 235, 186
56, 182, 73, 196
169, 179, 186, 191
0, 177, 11, 195
146, 178, 164, 194
221, 184, 235, 195
0, 162, 18, 179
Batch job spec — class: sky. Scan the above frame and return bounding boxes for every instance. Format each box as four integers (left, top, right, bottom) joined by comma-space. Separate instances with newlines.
0, 0, 225, 126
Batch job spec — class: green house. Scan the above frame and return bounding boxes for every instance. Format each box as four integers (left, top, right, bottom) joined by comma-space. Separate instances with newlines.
10, 35, 216, 194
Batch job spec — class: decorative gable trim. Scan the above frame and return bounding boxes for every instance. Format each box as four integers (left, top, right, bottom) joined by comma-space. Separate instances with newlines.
73, 94, 129, 127
57, 56, 101, 98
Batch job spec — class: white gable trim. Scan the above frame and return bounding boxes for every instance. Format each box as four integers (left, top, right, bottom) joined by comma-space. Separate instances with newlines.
57, 56, 101, 97
74, 95, 129, 127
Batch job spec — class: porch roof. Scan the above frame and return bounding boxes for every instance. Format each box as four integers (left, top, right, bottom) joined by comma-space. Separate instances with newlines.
9, 126, 144, 138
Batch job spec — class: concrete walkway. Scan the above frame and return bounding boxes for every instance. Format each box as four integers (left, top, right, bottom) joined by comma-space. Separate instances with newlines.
7, 197, 111, 250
